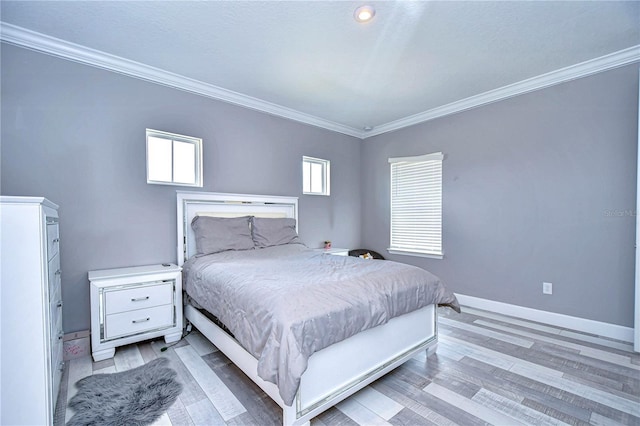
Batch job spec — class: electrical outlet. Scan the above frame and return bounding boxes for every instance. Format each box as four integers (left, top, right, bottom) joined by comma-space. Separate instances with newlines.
543, 282, 553, 295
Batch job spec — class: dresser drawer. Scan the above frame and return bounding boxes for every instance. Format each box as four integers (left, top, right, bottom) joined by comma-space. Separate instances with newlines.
48, 254, 61, 293
46, 222, 60, 261
50, 337, 64, 412
50, 326, 64, 367
49, 293, 63, 340
105, 304, 173, 340
50, 303, 63, 342
49, 285, 63, 315
104, 281, 173, 315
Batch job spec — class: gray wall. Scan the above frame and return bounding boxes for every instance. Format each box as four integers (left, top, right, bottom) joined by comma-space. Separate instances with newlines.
1, 45, 362, 333
361, 64, 639, 327
2, 43, 638, 332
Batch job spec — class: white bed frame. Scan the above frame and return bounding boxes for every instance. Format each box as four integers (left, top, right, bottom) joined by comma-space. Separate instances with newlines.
177, 191, 438, 426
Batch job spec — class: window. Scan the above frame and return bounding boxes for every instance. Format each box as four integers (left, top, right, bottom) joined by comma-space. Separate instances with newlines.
388, 152, 443, 258
303, 156, 330, 196
146, 129, 202, 187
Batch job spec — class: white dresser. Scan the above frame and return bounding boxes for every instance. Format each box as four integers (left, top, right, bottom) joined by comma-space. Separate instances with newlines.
89, 264, 183, 361
0, 196, 64, 425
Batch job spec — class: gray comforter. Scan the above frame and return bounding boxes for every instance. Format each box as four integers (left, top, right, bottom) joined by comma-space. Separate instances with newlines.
182, 244, 459, 405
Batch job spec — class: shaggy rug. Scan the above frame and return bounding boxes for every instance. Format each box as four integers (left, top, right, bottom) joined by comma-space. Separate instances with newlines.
67, 357, 182, 426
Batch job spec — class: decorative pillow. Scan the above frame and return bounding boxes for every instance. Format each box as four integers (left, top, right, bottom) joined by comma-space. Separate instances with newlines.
251, 217, 301, 248
191, 215, 254, 256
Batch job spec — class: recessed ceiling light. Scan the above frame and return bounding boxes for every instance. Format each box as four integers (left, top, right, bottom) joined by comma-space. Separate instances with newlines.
354, 5, 375, 23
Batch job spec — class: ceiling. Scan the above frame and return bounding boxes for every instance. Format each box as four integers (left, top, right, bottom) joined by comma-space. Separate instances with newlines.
1, 1, 639, 138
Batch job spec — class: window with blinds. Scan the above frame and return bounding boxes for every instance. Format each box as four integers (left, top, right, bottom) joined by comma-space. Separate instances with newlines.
388, 152, 443, 258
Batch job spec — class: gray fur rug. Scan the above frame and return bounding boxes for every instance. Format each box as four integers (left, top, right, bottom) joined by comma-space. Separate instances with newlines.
67, 357, 182, 426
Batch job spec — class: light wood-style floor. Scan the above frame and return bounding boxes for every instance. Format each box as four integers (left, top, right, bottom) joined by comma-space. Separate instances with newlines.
56, 307, 640, 425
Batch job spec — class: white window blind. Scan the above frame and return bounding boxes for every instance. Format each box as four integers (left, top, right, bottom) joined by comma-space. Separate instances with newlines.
389, 152, 443, 258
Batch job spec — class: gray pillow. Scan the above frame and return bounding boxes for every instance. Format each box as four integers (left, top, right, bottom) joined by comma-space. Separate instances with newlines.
191, 216, 254, 256
251, 217, 301, 248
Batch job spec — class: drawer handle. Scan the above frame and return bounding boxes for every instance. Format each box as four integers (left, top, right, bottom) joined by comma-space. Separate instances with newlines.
53, 238, 60, 243
57, 300, 63, 308
131, 296, 150, 302
55, 270, 61, 276
132, 317, 150, 324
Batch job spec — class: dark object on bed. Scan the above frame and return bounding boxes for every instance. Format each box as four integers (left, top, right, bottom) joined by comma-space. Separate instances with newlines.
348, 249, 385, 260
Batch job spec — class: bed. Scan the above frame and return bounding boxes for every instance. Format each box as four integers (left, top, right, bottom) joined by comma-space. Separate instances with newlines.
177, 191, 459, 426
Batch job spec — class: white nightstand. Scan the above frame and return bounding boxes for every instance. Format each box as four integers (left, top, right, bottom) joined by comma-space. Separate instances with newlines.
315, 247, 349, 256
89, 264, 183, 361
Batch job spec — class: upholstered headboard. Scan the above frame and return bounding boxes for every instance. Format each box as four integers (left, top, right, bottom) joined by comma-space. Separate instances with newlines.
176, 191, 299, 265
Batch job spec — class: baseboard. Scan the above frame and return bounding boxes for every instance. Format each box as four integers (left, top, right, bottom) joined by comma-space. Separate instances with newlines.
455, 293, 634, 343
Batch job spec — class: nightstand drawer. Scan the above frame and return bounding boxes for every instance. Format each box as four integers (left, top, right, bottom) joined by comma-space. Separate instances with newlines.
104, 282, 173, 315
105, 304, 173, 340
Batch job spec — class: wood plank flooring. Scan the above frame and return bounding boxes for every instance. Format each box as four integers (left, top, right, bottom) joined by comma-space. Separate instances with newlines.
56, 307, 640, 425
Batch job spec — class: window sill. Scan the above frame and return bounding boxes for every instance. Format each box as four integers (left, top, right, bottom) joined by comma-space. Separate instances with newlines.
387, 249, 444, 259
147, 180, 203, 188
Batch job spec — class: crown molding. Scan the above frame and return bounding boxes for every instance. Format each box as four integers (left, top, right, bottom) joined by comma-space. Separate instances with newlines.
366, 45, 640, 138
2, 22, 637, 141
0, 22, 365, 139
